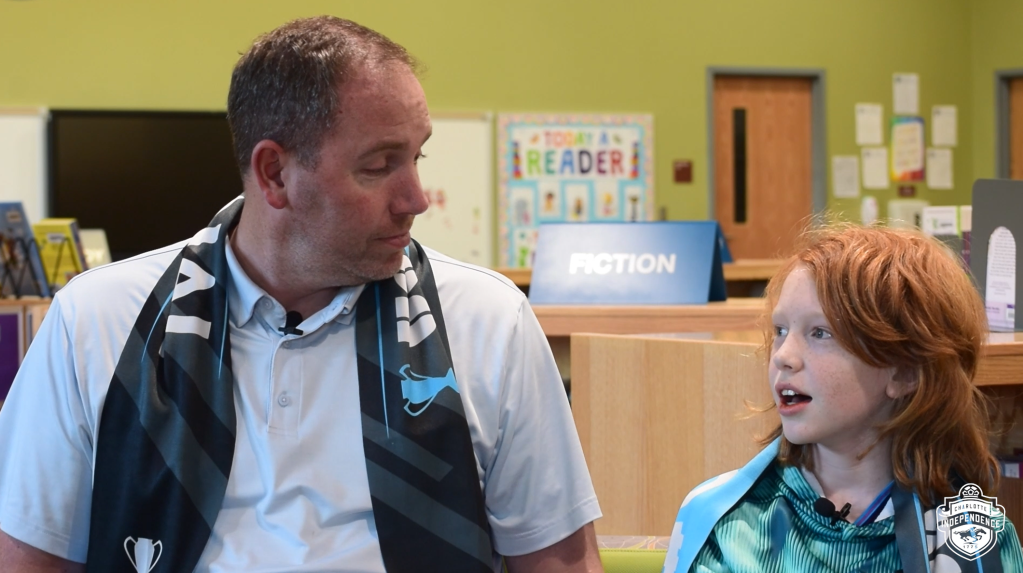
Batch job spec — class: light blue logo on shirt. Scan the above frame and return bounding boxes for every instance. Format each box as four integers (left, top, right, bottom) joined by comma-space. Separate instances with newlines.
399, 364, 459, 416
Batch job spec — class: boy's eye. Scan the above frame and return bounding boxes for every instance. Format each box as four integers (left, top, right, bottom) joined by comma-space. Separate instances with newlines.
811, 327, 832, 339
774, 325, 788, 338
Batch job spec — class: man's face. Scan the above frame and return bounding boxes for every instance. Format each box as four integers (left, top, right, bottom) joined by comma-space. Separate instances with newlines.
285, 63, 431, 286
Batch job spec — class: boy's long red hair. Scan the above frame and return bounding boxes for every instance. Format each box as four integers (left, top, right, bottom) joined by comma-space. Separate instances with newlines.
762, 225, 997, 503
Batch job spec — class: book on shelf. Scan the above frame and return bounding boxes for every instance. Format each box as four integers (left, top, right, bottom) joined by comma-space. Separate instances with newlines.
1001, 458, 1022, 479
0, 305, 24, 405
0, 202, 51, 298
33, 217, 89, 292
79, 228, 112, 268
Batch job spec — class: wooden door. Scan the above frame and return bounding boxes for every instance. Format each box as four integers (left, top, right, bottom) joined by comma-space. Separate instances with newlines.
713, 76, 813, 259
1009, 78, 1023, 179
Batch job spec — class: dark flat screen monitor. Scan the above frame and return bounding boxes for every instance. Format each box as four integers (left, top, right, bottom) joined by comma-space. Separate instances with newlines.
48, 110, 243, 261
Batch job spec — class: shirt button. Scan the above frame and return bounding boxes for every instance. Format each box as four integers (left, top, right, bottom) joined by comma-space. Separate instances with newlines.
282, 340, 292, 349
277, 394, 291, 407
261, 299, 272, 310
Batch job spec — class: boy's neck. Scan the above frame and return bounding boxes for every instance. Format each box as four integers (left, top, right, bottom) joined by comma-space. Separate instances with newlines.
804, 439, 894, 523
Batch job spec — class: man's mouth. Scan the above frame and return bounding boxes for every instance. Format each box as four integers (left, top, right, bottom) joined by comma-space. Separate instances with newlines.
380, 231, 411, 248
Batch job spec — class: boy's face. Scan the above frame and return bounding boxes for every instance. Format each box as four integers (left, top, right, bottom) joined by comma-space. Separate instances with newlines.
768, 266, 901, 456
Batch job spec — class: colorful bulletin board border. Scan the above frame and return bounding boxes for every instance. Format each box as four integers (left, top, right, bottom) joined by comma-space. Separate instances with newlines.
890, 116, 925, 182
497, 113, 654, 268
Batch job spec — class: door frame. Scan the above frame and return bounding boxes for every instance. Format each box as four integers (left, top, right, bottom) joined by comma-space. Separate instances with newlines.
705, 67, 827, 219
994, 69, 1023, 178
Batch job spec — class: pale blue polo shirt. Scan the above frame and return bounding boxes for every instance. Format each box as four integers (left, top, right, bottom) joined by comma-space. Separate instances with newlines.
0, 236, 600, 572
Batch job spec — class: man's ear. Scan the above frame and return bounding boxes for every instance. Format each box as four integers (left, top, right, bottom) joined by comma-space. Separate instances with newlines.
886, 366, 919, 400
250, 140, 290, 210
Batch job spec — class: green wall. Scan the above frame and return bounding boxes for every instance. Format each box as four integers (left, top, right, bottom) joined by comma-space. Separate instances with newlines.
0, 0, 977, 221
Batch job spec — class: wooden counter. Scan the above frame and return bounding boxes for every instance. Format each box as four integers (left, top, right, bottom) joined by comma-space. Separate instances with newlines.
976, 332, 1023, 386
572, 331, 1023, 536
533, 298, 765, 337
494, 259, 783, 289
534, 299, 766, 382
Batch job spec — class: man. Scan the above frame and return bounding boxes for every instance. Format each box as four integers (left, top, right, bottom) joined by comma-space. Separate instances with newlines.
0, 16, 602, 572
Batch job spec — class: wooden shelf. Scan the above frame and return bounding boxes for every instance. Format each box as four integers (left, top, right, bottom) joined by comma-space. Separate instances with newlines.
493, 267, 531, 287
0, 297, 48, 307
721, 259, 785, 281
534, 298, 766, 337
977, 332, 1023, 387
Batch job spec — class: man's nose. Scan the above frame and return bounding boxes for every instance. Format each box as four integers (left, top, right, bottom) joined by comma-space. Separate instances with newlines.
395, 168, 429, 216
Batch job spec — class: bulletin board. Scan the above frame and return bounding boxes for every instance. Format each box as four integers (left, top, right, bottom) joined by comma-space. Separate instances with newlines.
0, 109, 48, 225
498, 113, 654, 268
412, 113, 494, 267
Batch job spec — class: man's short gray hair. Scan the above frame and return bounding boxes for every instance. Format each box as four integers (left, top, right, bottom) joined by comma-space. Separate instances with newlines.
227, 16, 419, 172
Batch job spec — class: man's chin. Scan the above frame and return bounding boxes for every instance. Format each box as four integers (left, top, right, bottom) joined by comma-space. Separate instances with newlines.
353, 257, 405, 284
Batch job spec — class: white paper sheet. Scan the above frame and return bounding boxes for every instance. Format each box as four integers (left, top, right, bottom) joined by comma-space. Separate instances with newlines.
855, 104, 884, 145
986, 226, 1017, 332
861, 196, 879, 225
861, 147, 889, 189
926, 148, 953, 189
932, 105, 957, 147
831, 155, 860, 198
893, 73, 919, 115
892, 121, 925, 174
921, 206, 959, 236
960, 205, 972, 233
887, 199, 929, 229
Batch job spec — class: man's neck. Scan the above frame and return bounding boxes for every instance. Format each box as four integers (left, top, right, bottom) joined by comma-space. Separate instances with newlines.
230, 207, 341, 319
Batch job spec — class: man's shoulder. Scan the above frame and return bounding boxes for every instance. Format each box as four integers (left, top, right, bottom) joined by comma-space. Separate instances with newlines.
421, 247, 535, 337
54, 240, 187, 314
424, 247, 524, 302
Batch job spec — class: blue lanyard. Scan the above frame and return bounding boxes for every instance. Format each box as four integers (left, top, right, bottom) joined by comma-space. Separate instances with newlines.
854, 481, 895, 526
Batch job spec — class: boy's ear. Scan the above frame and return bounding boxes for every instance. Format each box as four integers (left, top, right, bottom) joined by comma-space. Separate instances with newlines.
886, 366, 919, 400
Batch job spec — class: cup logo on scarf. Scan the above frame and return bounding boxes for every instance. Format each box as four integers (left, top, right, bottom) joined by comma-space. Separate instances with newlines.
936, 483, 1006, 560
124, 537, 162, 572
399, 364, 459, 416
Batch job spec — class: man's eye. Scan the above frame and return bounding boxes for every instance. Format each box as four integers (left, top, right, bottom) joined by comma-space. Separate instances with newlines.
414, 153, 427, 165
811, 327, 832, 339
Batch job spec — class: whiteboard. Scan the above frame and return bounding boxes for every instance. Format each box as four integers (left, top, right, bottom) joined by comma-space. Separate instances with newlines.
0, 109, 48, 225
414, 113, 493, 267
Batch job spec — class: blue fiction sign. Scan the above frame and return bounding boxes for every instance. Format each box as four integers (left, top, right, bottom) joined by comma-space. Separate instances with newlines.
528, 222, 729, 305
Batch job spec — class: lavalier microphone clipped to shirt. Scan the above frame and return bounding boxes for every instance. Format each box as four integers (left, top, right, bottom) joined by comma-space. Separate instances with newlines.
279, 310, 304, 336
